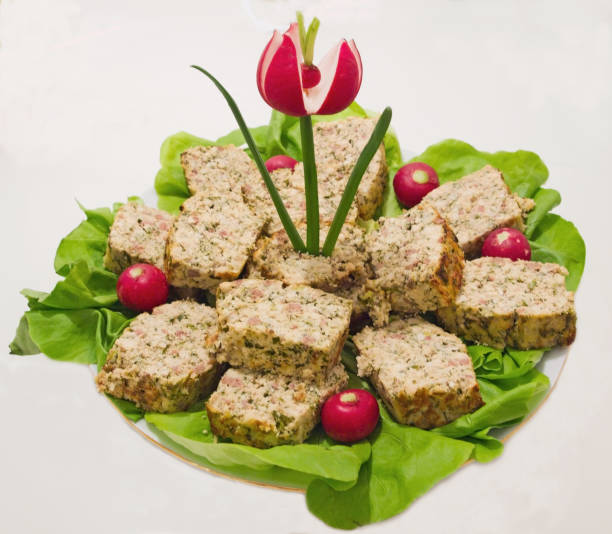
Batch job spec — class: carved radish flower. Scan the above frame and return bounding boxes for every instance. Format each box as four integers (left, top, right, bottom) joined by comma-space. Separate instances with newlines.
257, 21, 362, 116
191, 13, 389, 258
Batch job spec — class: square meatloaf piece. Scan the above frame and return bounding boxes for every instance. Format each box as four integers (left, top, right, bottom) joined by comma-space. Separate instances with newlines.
206, 364, 348, 448
262, 165, 359, 235
181, 145, 327, 236
165, 192, 266, 290
365, 203, 464, 326
422, 165, 535, 258
96, 300, 221, 413
258, 166, 307, 235
103, 202, 174, 273
248, 222, 370, 293
215, 279, 353, 379
437, 256, 576, 349
181, 144, 258, 197
313, 117, 387, 219
354, 317, 484, 429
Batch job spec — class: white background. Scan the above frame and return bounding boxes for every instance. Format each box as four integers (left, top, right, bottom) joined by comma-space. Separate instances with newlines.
1, 1, 611, 532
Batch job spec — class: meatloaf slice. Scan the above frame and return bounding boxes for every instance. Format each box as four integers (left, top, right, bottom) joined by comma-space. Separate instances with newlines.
165, 192, 266, 290
103, 202, 174, 273
96, 300, 221, 413
313, 117, 388, 219
354, 317, 484, 429
206, 363, 348, 448
436, 256, 576, 349
261, 165, 359, 235
181, 144, 258, 197
365, 203, 464, 326
248, 222, 369, 293
214, 279, 352, 380
422, 165, 535, 258
181, 144, 280, 223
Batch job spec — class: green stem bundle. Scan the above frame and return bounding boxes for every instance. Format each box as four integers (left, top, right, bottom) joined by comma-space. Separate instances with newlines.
300, 115, 320, 254
297, 12, 320, 65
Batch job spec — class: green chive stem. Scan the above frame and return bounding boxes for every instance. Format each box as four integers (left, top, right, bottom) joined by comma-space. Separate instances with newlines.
300, 115, 319, 254
191, 65, 306, 253
296, 11, 320, 65
304, 18, 320, 65
322, 107, 393, 257
296, 12, 306, 53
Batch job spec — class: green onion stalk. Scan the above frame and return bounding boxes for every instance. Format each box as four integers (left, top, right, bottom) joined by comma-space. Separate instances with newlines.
298, 13, 321, 254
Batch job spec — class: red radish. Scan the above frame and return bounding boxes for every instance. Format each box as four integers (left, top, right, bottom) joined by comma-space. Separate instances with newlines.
257, 23, 362, 116
314, 39, 362, 115
265, 155, 298, 172
482, 228, 531, 261
301, 64, 321, 89
393, 162, 439, 208
321, 389, 379, 443
257, 24, 307, 116
117, 263, 169, 312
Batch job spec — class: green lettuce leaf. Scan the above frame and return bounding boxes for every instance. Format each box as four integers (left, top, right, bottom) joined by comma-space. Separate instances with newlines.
525, 188, 562, 238
461, 427, 505, 462
109, 397, 144, 422
54, 205, 114, 276
261, 111, 301, 159
9, 315, 40, 355
468, 345, 545, 380
306, 406, 475, 529
146, 410, 370, 490
29, 262, 119, 310
154, 131, 213, 212
24, 307, 131, 366
215, 124, 269, 152
529, 214, 585, 290
409, 139, 549, 196
434, 370, 550, 440
54, 198, 141, 275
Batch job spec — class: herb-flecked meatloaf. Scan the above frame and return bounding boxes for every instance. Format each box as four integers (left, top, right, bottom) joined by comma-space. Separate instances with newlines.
103, 202, 174, 273
313, 117, 387, 219
214, 279, 353, 379
164, 191, 267, 290
353, 317, 484, 429
421, 165, 535, 258
181, 144, 259, 198
96, 300, 221, 413
206, 364, 348, 448
364, 203, 464, 326
248, 222, 370, 293
436, 256, 576, 349
262, 166, 359, 235
181, 144, 287, 229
